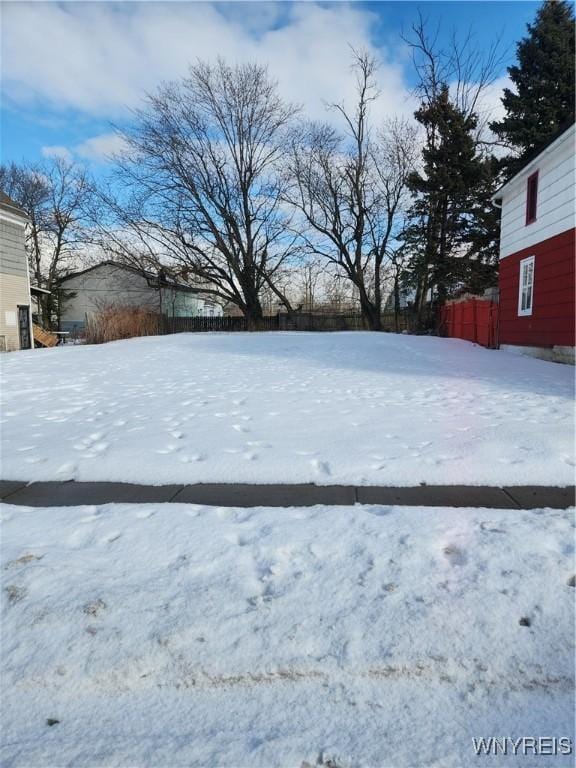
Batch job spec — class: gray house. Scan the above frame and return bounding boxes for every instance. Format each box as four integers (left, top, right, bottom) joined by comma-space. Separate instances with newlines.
58, 261, 222, 333
0, 192, 33, 351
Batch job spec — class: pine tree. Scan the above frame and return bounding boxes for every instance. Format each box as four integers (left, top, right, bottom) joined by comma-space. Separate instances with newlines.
491, 0, 575, 172
403, 86, 491, 327
463, 156, 501, 293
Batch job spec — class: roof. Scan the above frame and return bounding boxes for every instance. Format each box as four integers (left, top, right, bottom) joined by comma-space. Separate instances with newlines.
492, 121, 576, 202
58, 260, 203, 293
30, 285, 51, 295
0, 191, 29, 220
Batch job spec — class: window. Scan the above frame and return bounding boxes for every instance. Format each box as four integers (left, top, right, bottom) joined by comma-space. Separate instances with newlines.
525, 171, 538, 224
518, 256, 535, 316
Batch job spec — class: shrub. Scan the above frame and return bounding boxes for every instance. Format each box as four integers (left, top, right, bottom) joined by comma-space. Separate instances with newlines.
85, 305, 160, 344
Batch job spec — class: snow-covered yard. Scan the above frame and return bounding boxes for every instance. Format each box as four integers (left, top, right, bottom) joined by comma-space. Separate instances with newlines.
1, 332, 574, 486
1, 501, 574, 767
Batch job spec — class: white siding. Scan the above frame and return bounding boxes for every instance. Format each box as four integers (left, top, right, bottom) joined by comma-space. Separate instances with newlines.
498, 125, 576, 259
0, 273, 32, 351
0, 212, 33, 351
59, 264, 203, 330
60, 264, 159, 330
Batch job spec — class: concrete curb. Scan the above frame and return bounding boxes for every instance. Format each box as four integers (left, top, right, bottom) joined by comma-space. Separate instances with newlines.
1, 480, 574, 509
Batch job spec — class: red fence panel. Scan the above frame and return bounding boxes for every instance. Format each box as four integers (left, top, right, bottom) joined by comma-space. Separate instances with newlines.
441, 298, 498, 348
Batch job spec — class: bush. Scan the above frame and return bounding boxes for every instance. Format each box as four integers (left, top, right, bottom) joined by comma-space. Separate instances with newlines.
85, 305, 160, 344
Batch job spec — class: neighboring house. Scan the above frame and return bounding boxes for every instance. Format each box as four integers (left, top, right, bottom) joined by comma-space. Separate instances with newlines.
58, 261, 223, 333
0, 192, 33, 352
492, 123, 575, 364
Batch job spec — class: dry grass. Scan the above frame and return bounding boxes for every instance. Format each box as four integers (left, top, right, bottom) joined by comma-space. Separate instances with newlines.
85, 305, 160, 344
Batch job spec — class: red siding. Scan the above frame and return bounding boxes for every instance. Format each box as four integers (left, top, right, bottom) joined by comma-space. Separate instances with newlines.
499, 228, 575, 347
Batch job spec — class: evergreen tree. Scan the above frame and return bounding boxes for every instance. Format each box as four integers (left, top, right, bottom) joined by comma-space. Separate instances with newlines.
403, 86, 495, 328
491, 0, 575, 172
463, 155, 501, 293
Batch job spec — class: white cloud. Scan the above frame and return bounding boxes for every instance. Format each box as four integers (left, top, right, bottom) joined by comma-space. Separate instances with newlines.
41, 145, 72, 160
75, 133, 128, 162
476, 75, 511, 126
2, 2, 416, 125
40, 133, 127, 164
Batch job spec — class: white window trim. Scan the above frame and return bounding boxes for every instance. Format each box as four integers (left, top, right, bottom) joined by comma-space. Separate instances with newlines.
518, 255, 535, 317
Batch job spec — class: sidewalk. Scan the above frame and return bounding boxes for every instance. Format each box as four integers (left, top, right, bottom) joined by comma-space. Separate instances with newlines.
1, 480, 574, 509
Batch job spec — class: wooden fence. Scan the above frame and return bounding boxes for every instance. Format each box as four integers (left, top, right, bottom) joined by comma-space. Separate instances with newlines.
163, 312, 416, 334
163, 315, 279, 333
440, 298, 499, 348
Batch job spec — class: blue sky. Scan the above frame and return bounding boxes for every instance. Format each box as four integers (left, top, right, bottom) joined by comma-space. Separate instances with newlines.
1, 1, 539, 171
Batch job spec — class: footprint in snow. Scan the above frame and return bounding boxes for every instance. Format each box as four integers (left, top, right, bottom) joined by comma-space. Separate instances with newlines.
6, 553, 44, 568
443, 544, 467, 567
179, 454, 205, 463
480, 521, 506, 534
232, 424, 250, 433
80, 513, 101, 524
311, 459, 331, 477
5, 585, 27, 604
56, 462, 77, 476
365, 507, 392, 517
83, 598, 106, 616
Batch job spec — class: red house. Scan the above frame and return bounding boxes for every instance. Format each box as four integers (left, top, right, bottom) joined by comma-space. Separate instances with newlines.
493, 123, 575, 364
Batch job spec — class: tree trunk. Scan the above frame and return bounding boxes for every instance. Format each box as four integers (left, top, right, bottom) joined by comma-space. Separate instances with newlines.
414, 268, 429, 332
393, 274, 400, 333
243, 293, 265, 331
358, 287, 381, 331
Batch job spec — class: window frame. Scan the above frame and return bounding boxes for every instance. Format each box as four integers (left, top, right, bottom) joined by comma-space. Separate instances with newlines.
517, 255, 535, 317
525, 170, 539, 225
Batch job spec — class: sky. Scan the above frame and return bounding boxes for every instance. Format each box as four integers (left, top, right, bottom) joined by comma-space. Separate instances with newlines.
1, 1, 540, 173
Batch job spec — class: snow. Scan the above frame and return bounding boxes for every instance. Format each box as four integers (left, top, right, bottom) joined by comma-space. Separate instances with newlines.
1, 501, 574, 767
0, 332, 574, 486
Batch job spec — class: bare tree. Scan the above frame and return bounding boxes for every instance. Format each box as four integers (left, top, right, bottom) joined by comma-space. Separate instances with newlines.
0, 158, 92, 328
322, 269, 360, 313
103, 59, 301, 329
404, 11, 505, 141
286, 52, 418, 330
291, 256, 325, 311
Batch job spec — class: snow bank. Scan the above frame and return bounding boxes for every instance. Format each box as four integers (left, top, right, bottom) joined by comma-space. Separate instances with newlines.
1, 501, 574, 766
1, 332, 573, 486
